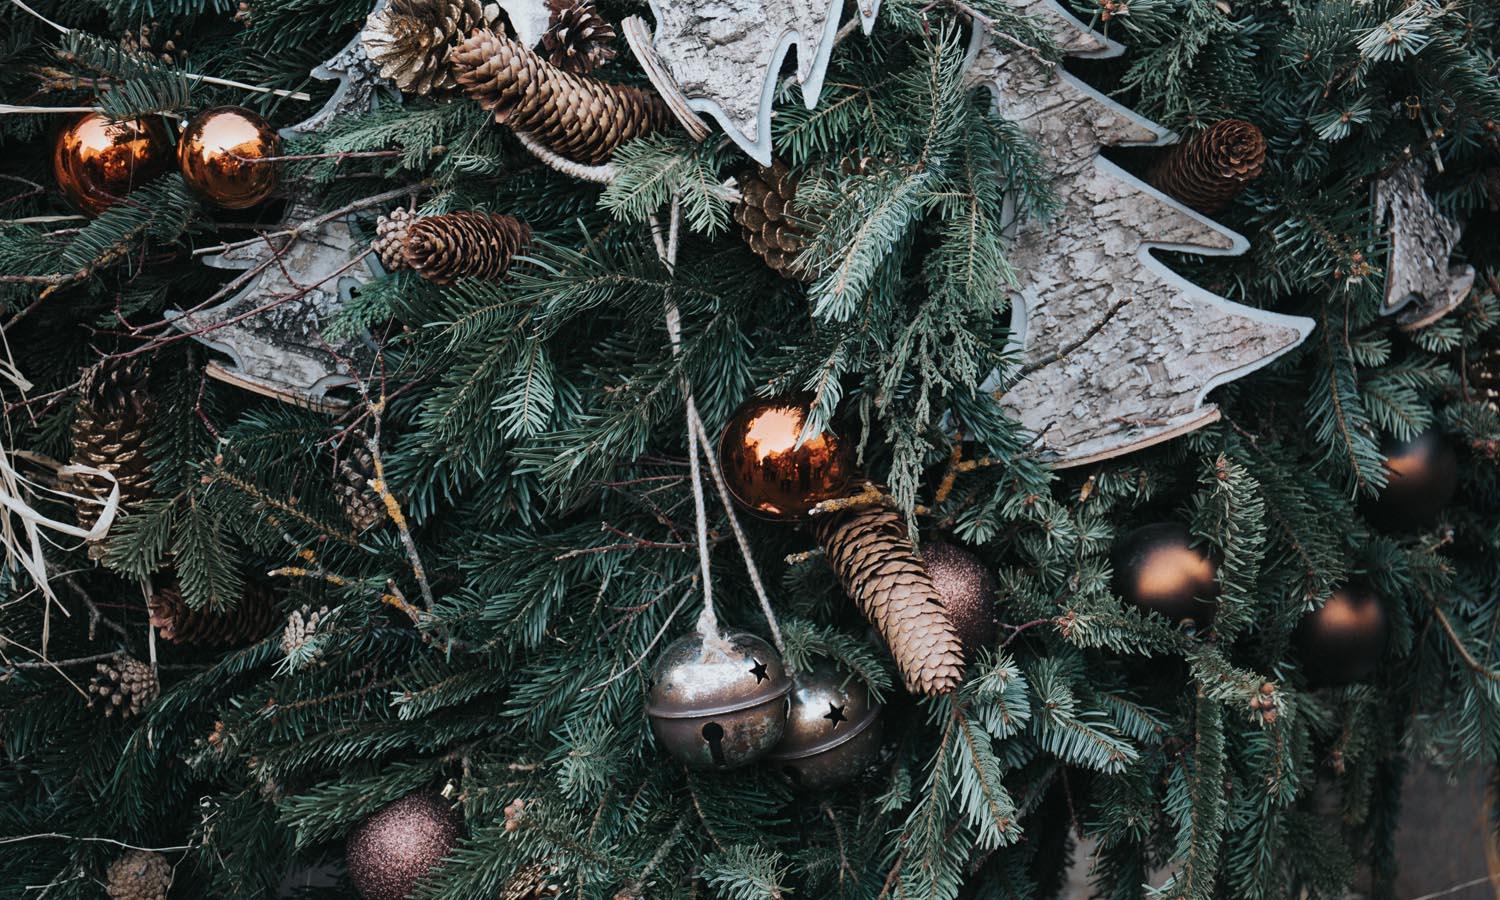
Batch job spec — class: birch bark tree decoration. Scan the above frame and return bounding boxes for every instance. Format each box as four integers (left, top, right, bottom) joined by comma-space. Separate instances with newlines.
1373, 160, 1475, 331
969, 1, 1315, 466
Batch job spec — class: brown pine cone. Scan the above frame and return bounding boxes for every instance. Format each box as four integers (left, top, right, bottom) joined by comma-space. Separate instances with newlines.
735, 161, 812, 281
501, 862, 563, 899
119, 22, 186, 65
148, 580, 278, 647
403, 211, 532, 284
68, 358, 155, 558
451, 28, 673, 165
372, 207, 415, 272
540, 0, 617, 74
105, 849, 171, 900
88, 655, 158, 719
337, 444, 387, 531
362, 0, 506, 97
812, 507, 965, 696
1148, 119, 1266, 216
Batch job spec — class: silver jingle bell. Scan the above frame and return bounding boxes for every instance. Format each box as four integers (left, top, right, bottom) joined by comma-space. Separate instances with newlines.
768, 662, 883, 789
647, 630, 792, 769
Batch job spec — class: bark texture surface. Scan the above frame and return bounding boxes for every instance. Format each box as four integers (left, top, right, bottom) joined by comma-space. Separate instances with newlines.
1374, 160, 1475, 331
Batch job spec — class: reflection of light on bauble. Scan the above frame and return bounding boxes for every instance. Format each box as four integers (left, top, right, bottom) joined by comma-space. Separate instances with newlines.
1362, 428, 1458, 531
53, 113, 172, 217
1110, 523, 1220, 628
646, 631, 791, 769
718, 394, 854, 520
177, 106, 280, 209
1295, 585, 1388, 687
769, 663, 883, 789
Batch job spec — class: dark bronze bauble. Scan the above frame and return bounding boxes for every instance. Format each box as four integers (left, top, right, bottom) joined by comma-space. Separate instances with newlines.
768, 663, 883, 789
1110, 523, 1219, 629
177, 106, 280, 208
921, 541, 998, 656
345, 792, 462, 900
53, 113, 172, 217
1363, 428, 1458, 531
718, 394, 855, 520
1295, 585, 1388, 687
647, 630, 791, 769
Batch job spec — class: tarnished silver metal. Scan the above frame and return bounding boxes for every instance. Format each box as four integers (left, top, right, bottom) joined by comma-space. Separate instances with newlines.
769, 663, 883, 789
647, 631, 791, 769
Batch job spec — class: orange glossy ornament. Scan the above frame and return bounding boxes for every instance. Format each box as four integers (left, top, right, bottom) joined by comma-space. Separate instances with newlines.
52, 113, 172, 217
718, 394, 855, 520
177, 106, 280, 208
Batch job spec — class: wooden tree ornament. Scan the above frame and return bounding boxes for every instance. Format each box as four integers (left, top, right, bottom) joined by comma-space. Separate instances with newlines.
1373, 160, 1475, 332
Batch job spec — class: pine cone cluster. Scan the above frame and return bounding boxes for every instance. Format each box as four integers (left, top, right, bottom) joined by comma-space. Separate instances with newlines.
148, 581, 278, 648
89, 655, 158, 719
68, 358, 155, 558
812, 507, 965, 696
1470, 343, 1500, 411
735, 161, 813, 281
372, 208, 532, 284
1148, 119, 1267, 215
451, 29, 672, 165
119, 22, 186, 65
337, 444, 387, 531
501, 862, 563, 899
105, 849, 171, 900
281, 604, 332, 659
540, 0, 616, 74
362, 0, 506, 96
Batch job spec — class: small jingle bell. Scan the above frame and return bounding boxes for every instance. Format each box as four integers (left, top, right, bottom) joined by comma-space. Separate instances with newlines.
769, 663, 883, 789
647, 630, 791, 769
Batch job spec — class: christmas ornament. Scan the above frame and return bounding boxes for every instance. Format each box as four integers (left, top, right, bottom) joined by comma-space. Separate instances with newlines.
500, 862, 563, 899
1295, 585, 1388, 686
1362, 428, 1458, 531
1147, 119, 1266, 216
540, 0, 617, 74
67, 357, 155, 559
148, 580, 279, 647
372, 209, 532, 284
768, 663, 883, 789
52, 113, 172, 217
920, 541, 998, 656
105, 849, 171, 900
967, 3, 1313, 467
362, 0, 507, 97
646, 630, 791, 769
346, 793, 462, 900
88, 655, 158, 719
177, 106, 281, 209
1110, 523, 1219, 628
717, 394, 855, 520
337, 444, 388, 532
1373, 160, 1475, 330
451, 28, 673, 166
813, 507, 966, 696
734, 161, 812, 281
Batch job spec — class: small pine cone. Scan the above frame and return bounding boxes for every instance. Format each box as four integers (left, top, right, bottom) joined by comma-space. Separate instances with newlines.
1470, 343, 1500, 412
812, 507, 965, 696
501, 862, 563, 899
337, 444, 387, 531
362, 0, 506, 97
281, 604, 331, 658
540, 0, 617, 74
68, 358, 155, 558
403, 211, 532, 284
734, 161, 812, 281
148, 581, 278, 648
1148, 119, 1266, 215
372, 207, 415, 272
451, 28, 673, 165
89, 655, 158, 719
233, 1, 252, 25
120, 22, 186, 65
105, 849, 171, 900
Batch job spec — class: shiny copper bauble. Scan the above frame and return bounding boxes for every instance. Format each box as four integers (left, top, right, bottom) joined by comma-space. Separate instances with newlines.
1363, 428, 1458, 531
177, 106, 280, 208
1295, 585, 1388, 687
718, 394, 855, 520
921, 541, 998, 655
1110, 523, 1220, 629
346, 792, 462, 900
52, 113, 172, 217
647, 630, 791, 769
769, 663, 883, 789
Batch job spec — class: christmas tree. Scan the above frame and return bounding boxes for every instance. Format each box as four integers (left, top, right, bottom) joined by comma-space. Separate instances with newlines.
0, 0, 1497, 897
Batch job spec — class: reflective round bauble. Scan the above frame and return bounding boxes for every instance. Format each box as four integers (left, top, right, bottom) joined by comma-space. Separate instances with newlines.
647, 630, 791, 769
768, 663, 883, 790
921, 541, 998, 656
52, 113, 172, 217
345, 792, 462, 900
177, 106, 280, 208
718, 394, 855, 520
1110, 523, 1220, 629
1363, 428, 1458, 531
1295, 585, 1388, 687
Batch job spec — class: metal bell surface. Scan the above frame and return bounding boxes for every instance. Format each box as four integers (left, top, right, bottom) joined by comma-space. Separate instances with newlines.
769, 663, 883, 789
647, 630, 792, 769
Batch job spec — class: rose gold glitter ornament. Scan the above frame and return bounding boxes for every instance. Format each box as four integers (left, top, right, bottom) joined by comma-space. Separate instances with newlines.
345, 792, 461, 900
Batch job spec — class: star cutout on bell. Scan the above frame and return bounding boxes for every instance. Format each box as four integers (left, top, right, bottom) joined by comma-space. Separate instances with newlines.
823, 703, 847, 727
749, 660, 770, 683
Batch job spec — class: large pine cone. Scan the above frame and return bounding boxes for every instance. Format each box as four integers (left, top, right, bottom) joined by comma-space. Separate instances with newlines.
540, 0, 616, 74
735, 161, 812, 281
88, 655, 158, 719
148, 581, 278, 647
1147, 119, 1266, 215
105, 849, 171, 900
451, 28, 673, 165
812, 507, 965, 696
362, 0, 506, 97
404, 211, 532, 284
69, 358, 155, 557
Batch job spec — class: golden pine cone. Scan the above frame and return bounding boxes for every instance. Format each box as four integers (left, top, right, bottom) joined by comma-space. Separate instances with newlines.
148, 581, 279, 648
68, 358, 155, 557
402, 211, 532, 284
540, 0, 617, 74
451, 28, 673, 165
734, 161, 812, 281
337, 444, 387, 532
362, 0, 506, 97
372, 207, 415, 272
1148, 119, 1266, 215
812, 507, 965, 696
105, 849, 171, 900
88, 655, 158, 719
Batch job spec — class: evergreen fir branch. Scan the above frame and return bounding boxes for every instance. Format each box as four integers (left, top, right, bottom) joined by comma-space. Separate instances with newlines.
277, 761, 447, 849
1189, 454, 1266, 643
950, 706, 1021, 850
700, 844, 791, 900
780, 617, 894, 701
1154, 691, 1226, 900
601, 134, 734, 237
